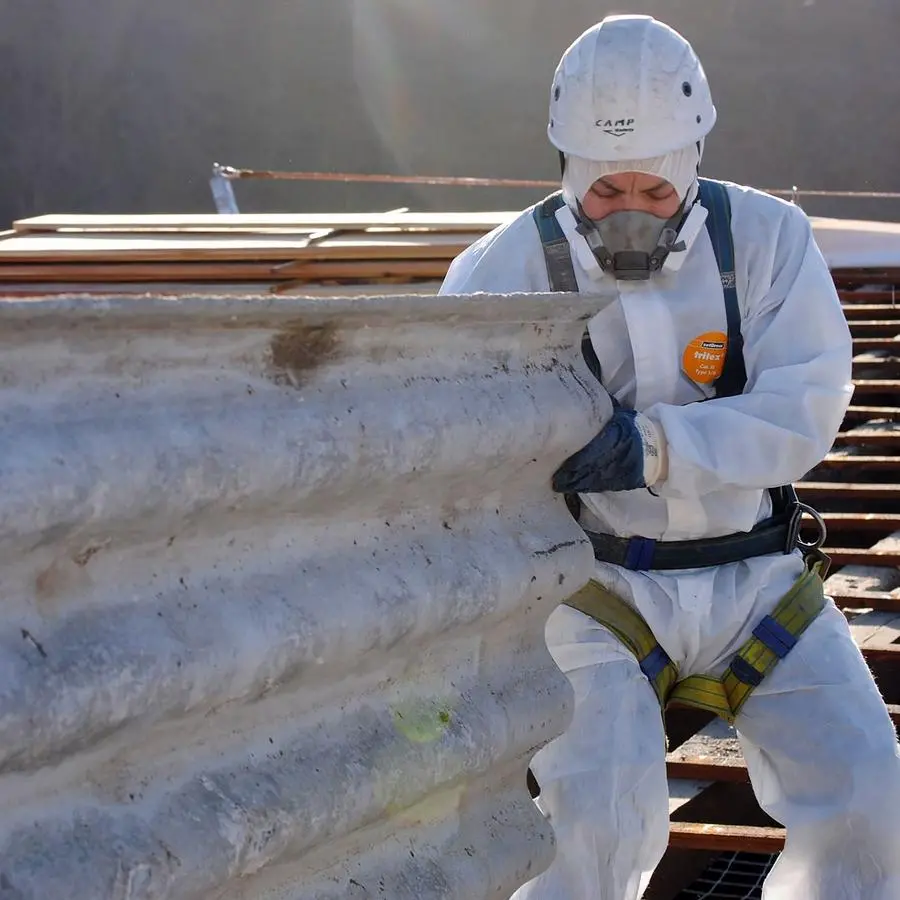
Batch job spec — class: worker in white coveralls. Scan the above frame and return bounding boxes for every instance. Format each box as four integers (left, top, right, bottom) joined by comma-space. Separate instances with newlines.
440, 14, 900, 900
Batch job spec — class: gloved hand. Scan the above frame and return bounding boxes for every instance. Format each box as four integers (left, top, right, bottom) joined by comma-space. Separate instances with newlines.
552, 407, 667, 493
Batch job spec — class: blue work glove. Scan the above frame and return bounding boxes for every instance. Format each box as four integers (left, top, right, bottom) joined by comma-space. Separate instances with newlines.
552, 407, 665, 494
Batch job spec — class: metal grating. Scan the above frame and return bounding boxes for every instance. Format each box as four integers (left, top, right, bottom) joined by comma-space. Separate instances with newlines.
674, 853, 775, 899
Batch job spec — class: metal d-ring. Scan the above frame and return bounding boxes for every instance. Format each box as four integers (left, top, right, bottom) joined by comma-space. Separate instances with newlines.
796, 502, 827, 550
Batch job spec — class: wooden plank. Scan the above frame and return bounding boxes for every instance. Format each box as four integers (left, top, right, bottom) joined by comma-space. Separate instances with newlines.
0, 281, 443, 298
0, 232, 475, 263
0, 261, 278, 282
668, 822, 785, 853
0, 259, 451, 283
12, 211, 515, 233
666, 718, 745, 779
668, 779, 714, 815
848, 611, 900, 655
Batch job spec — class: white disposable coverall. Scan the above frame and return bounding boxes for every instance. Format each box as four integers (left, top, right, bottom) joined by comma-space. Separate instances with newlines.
440, 182, 900, 899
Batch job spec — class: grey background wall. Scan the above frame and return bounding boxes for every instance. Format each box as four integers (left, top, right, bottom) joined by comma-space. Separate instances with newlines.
2, 0, 899, 225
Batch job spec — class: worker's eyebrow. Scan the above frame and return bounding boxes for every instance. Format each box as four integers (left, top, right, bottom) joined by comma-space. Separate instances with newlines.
593, 178, 625, 194
593, 177, 673, 195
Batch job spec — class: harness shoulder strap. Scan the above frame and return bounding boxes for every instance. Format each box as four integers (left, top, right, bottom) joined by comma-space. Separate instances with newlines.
697, 178, 747, 399
697, 180, 799, 514
531, 193, 602, 386
531, 192, 579, 293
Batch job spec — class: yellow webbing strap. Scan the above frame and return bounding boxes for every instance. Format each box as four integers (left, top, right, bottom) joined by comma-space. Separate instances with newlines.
667, 675, 734, 721
565, 560, 828, 726
564, 581, 679, 706
722, 560, 827, 718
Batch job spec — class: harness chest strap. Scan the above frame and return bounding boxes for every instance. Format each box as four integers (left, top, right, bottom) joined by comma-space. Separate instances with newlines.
563, 560, 828, 725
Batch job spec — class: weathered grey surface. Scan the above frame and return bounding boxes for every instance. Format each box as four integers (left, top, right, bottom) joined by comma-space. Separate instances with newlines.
1, 0, 899, 226
0, 290, 610, 899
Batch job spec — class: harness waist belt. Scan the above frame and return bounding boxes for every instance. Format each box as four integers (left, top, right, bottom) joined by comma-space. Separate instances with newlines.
586, 511, 797, 571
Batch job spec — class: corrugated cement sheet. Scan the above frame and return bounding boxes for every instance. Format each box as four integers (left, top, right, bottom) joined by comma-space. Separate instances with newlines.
0, 290, 610, 900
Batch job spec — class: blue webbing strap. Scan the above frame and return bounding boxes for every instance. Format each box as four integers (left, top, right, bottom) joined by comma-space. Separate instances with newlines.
698, 178, 747, 398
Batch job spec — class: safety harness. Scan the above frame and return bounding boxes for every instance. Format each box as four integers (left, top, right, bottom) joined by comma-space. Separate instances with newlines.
531, 177, 830, 724
565, 562, 827, 725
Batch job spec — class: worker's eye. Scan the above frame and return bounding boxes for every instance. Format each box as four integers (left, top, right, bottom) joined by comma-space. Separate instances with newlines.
646, 185, 676, 201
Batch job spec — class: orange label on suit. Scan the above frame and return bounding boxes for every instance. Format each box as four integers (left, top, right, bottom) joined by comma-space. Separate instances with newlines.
682, 331, 728, 384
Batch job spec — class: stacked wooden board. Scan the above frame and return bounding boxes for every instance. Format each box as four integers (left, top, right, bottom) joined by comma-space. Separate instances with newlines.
0, 211, 519, 294
6, 209, 900, 296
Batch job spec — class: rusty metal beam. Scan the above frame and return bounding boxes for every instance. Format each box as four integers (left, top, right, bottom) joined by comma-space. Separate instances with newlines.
841, 291, 900, 303
833, 430, 900, 446
832, 269, 900, 288
816, 512, 900, 527
850, 379, 900, 395
817, 457, 900, 471
853, 338, 900, 352
668, 822, 786, 853
842, 406, 900, 422
842, 305, 900, 319
853, 360, 900, 376
830, 591, 900, 612
846, 323, 900, 337
849, 379, 900, 394
824, 548, 900, 568
668, 760, 750, 783
798, 482, 900, 499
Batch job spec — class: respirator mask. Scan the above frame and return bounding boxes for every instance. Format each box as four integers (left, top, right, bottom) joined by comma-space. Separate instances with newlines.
575, 205, 688, 280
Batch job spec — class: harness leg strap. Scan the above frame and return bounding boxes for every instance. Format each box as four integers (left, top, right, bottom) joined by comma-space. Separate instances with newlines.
564, 581, 678, 708
565, 559, 829, 726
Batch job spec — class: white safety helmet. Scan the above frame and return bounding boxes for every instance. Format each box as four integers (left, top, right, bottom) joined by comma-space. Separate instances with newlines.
548, 15, 716, 162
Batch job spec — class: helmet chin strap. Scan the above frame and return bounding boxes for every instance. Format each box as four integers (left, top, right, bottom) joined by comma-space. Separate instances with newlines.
573, 193, 696, 281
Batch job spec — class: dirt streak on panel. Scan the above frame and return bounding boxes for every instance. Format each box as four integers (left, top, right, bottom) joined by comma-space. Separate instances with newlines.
269, 320, 341, 387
